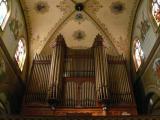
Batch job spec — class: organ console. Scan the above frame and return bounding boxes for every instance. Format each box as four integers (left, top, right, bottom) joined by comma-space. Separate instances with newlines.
23, 34, 137, 116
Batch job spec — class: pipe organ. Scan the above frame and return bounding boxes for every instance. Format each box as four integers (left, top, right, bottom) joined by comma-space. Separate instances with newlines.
93, 35, 109, 105
25, 54, 51, 105
23, 34, 137, 116
62, 49, 96, 107
47, 35, 66, 107
107, 55, 133, 105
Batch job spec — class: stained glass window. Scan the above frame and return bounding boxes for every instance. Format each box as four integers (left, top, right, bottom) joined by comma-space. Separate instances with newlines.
134, 40, 144, 70
0, 0, 8, 29
15, 40, 26, 71
152, 0, 160, 26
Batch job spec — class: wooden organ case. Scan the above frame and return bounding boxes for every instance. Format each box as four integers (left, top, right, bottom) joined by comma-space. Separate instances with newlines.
23, 34, 137, 116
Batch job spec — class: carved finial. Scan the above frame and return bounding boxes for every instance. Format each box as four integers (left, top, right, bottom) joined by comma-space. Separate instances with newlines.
51, 34, 66, 47
93, 34, 103, 47
56, 34, 65, 42
96, 34, 103, 41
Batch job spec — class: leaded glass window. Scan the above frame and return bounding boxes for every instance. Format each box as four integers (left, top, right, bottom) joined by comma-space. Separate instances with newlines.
152, 0, 160, 26
134, 40, 144, 70
15, 40, 26, 71
0, 0, 8, 29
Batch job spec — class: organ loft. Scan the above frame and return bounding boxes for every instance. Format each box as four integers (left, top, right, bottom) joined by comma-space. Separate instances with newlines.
1, 0, 160, 118
23, 34, 137, 116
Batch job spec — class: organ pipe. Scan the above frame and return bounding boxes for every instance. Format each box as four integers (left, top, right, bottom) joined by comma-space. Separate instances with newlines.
93, 34, 109, 105
107, 54, 134, 104
25, 54, 51, 104
47, 34, 66, 107
24, 34, 135, 109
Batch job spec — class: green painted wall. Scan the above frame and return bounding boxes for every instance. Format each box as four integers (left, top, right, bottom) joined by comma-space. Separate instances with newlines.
0, 0, 28, 114
132, 0, 158, 61
131, 0, 160, 114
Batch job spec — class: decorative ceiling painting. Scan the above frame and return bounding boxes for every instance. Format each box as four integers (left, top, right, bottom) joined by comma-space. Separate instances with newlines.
73, 30, 86, 41
34, 1, 49, 14
20, 0, 140, 60
110, 1, 125, 15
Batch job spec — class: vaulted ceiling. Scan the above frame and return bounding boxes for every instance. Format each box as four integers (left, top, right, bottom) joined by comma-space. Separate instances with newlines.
20, 0, 140, 60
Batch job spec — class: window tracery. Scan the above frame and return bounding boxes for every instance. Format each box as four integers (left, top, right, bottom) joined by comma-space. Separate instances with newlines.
15, 39, 26, 71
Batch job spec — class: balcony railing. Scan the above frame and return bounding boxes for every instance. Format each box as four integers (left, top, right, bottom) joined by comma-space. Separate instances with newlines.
0, 116, 160, 120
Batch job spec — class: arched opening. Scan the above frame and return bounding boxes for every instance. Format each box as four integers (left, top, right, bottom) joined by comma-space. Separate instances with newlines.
14, 39, 26, 71
132, 39, 144, 71
0, 0, 11, 30
151, 0, 160, 26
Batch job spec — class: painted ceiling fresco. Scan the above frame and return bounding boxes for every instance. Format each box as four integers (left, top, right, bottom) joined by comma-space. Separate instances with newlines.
20, 0, 140, 60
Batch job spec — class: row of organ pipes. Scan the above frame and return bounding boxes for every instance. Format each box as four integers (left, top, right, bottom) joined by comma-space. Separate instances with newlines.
24, 34, 135, 109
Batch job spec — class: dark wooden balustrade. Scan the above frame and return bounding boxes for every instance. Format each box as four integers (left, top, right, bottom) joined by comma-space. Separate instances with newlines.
1, 116, 160, 120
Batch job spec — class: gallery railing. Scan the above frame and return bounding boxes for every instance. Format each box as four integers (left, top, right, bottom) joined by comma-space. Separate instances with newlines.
1, 116, 160, 120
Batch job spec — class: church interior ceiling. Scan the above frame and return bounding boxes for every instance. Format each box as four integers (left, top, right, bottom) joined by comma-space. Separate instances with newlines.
20, 0, 140, 60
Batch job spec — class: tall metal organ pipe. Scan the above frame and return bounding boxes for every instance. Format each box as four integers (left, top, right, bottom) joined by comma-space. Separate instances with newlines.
93, 34, 110, 107
47, 34, 66, 107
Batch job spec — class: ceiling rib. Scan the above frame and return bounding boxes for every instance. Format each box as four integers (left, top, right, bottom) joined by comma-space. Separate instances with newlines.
41, 10, 76, 52
83, 9, 119, 54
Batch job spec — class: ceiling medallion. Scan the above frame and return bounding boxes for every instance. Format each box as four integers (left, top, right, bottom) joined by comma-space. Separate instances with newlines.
74, 3, 85, 24
110, 1, 125, 15
75, 3, 84, 11
74, 12, 85, 24
73, 30, 86, 41
34, 1, 49, 14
